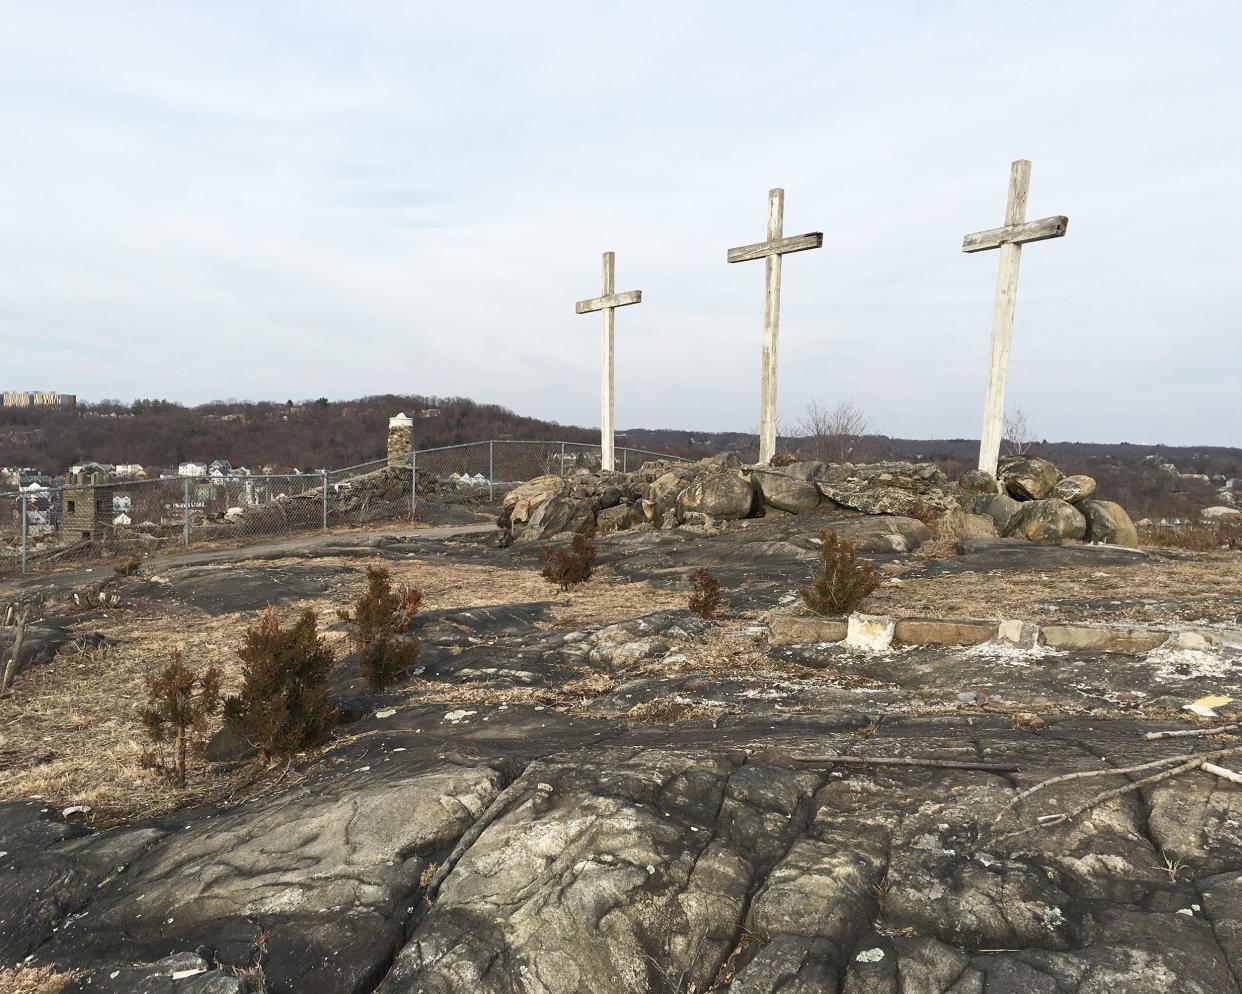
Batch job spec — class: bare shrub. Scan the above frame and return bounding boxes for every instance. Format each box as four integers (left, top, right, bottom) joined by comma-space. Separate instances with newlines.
688, 567, 723, 618
798, 399, 873, 463
224, 608, 337, 759
800, 529, 880, 616
540, 528, 597, 591
0, 964, 75, 994
768, 452, 797, 467
112, 555, 142, 577
139, 651, 221, 787
1141, 520, 1242, 551
1003, 407, 1033, 456
340, 564, 422, 691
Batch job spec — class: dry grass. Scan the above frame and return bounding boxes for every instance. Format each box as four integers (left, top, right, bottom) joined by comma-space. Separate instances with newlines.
0, 966, 74, 994
625, 694, 734, 724
868, 553, 1242, 625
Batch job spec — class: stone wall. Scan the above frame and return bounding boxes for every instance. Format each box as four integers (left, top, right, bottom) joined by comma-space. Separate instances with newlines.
387, 413, 413, 468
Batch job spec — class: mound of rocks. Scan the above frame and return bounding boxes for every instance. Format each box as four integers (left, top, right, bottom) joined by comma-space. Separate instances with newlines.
497, 453, 956, 544
960, 455, 1139, 548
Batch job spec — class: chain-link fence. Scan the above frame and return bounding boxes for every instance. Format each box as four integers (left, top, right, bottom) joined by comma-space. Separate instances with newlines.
0, 441, 688, 576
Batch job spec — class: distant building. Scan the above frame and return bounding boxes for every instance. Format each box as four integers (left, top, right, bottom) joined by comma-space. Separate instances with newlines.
178, 462, 207, 478
114, 464, 146, 479
2, 391, 76, 409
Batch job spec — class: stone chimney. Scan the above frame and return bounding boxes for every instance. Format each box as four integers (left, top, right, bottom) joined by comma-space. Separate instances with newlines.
387, 413, 414, 468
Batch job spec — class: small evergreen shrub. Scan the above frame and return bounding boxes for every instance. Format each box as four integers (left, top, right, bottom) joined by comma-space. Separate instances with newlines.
340, 565, 422, 691
139, 651, 221, 787
540, 528, 597, 591
224, 607, 338, 759
688, 567, 723, 618
800, 528, 880, 616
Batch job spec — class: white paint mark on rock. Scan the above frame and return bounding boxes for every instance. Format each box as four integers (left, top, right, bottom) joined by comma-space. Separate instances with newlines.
856, 947, 885, 963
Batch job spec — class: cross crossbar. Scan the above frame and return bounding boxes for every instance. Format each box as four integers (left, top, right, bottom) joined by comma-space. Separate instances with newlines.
727, 232, 823, 264
962, 215, 1069, 253
574, 289, 642, 314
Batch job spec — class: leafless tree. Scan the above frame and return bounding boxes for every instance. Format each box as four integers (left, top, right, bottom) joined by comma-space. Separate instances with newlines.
1003, 407, 1032, 457
798, 400, 873, 464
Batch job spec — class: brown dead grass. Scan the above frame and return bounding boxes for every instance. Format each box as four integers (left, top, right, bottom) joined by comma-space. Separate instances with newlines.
867, 553, 1242, 625
625, 694, 734, 724
0, 965, 74, 994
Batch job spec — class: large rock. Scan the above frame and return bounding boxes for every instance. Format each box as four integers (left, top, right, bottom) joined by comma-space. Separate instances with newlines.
982, 492, 1024, 536
677, 471, 755, 520
999, 456, 1062, 500
1080, 499, 1139, 547
1017, 498, 1088, 545
1052, 474, 1097, 503
958, 469, 998, 495
783, 461, 826, 482
753, 471, 821, 513
1203, 506, 1242, 521
522, 495, 595, 540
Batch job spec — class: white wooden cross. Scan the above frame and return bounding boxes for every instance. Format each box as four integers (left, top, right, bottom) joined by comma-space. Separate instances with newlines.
728, 188, 823, 465
963, 159, 1068, 477
575, 251, 641, 472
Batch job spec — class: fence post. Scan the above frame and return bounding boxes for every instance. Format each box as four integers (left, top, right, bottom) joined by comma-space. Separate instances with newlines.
410, 449, 417, 519
622, 448, 627, 474
488, 441, 495, 502
560, 441, 566, 478
322, 470, 329, 529
20, 494, 28, 575
183, 477, 190, 546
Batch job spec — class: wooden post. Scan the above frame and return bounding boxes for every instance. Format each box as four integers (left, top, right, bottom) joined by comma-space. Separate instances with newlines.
575, 252, 642, 472
963, 160, 1068, 476
728, 189, 823, 465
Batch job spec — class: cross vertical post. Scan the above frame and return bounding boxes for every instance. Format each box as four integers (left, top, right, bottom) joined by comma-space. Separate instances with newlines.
575, 251, 642, 472
20, 494, 28, 575
728, 188, 823, 465
963, 160, 1068, 477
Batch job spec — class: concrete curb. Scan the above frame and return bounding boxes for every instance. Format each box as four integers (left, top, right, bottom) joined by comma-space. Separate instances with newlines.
769, 609, 1223, 655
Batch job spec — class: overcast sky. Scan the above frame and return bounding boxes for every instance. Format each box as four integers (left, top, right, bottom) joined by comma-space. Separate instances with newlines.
2, 2, 1239, 446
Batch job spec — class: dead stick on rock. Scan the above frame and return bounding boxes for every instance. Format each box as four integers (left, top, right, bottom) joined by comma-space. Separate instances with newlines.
992, 743, 1242, 826
1202, 762, 1242, 785
1145, 722, 1242, 741
753, 751, 1018, 773
1030, 755, 1212, 832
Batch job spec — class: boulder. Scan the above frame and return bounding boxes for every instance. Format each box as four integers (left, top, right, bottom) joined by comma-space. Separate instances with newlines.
752, 471, 821, 513
998, 456, 1062, 500
1017, 498, 1088, 545
1052, 474, 1097, 503
520, 495, 595, 540
501, 475, 566, 530
1080, 499, 1139, 547
595, 504, 631, 534
958, 469, 998, 495
1203, 506, 1242, 521
677, 472, 755, 520
817, 482, 928, 517
983, 492, 1025, 536
939, 507, 999, 541
698, 452, 741, 471
783, 461, 826, 482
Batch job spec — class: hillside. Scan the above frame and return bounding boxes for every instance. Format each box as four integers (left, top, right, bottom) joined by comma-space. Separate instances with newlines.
3, 396, 1238, 520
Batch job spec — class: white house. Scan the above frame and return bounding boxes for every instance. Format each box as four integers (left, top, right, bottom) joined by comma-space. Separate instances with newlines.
114, 464, 145, 478
178, 462, 207, 478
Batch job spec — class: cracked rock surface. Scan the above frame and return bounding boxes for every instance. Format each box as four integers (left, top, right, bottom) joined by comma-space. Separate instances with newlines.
2, 517, 1241, 994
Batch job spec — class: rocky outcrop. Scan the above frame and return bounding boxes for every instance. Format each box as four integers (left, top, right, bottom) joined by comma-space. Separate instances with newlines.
677, 471, 756, 520
752, 470, 821, 513
1052, 473, 1097, 503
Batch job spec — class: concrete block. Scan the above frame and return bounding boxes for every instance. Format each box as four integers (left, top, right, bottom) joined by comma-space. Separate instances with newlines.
769, 613, 849, 645
1161, 630, 1222, 653
997, 620, 1040, 648
892, 617, 998, 647
1039, 625, 1167, 654
846, 614, 895, 652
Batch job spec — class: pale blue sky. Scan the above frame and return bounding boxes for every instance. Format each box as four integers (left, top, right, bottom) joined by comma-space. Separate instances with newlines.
1, 2, 1238, 445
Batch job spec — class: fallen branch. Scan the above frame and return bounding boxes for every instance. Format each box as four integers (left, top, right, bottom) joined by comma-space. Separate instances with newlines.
1203, 762, 1242, 785
1031, 754, 1212, 831
1145, 722, 1242, 741
992, 743, 1242, 826
752, 750, 1018, 773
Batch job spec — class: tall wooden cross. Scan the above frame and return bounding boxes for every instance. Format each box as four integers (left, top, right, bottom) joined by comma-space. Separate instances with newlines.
728, 188, 823, 464
575, 251, 641, 472
963, 160, 1068, 477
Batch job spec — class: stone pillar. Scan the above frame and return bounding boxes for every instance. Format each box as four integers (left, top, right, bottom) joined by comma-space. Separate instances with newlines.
387, 413, 414, 468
